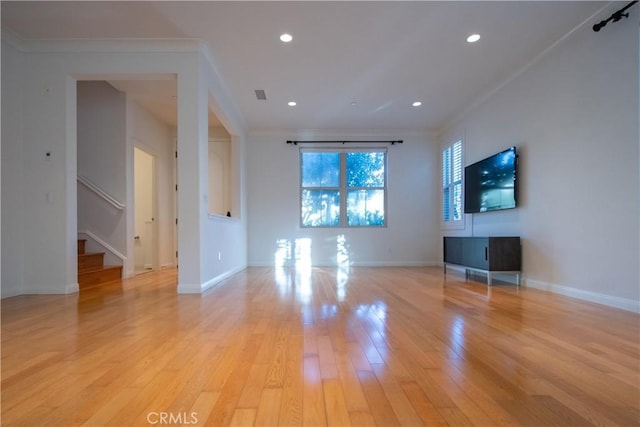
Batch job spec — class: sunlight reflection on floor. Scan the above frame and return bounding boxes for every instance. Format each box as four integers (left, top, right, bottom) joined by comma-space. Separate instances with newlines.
274, 235, 352, 304
273, 235, 390, 371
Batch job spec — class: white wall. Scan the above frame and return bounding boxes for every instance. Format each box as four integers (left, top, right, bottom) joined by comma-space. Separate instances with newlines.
247, 131, 439, 267
6, 48, 80, 294
192, 129, 247, 290
130, 100, 175, 270
77, 81, 127, 266
441, 4, 639, 311
1, 39, 247, 295
180, 56, 248, 293
77, 82, 126, 200
1, 41, 25, 298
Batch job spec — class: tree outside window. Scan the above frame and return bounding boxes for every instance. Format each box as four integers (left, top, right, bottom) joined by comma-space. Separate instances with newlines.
301, 149, 386, 227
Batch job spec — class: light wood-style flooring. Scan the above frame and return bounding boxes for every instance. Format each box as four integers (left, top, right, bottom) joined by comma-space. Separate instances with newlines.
2, 267, 639, 426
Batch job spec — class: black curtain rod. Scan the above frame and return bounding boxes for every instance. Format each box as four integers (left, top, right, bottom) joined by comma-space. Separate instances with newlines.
593, 1, 637, 32
287, 140, 403, 145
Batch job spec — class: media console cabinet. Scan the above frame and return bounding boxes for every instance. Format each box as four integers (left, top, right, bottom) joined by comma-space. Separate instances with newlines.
443, 236, 521, 286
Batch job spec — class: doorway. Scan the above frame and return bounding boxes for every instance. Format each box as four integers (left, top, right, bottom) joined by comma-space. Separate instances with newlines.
134, 146, 158, 274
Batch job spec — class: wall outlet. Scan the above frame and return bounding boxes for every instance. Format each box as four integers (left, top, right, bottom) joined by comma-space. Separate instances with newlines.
218, 251, 221, 261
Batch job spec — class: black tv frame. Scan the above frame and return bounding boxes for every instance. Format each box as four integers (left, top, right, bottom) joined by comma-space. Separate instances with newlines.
464, 146, 518, 214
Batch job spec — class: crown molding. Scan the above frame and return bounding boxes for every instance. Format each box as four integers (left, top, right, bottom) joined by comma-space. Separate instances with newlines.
1, 29, 204, 54
436, 1, 612, 136
1, 27, 29, 51
1, 29, 248, 135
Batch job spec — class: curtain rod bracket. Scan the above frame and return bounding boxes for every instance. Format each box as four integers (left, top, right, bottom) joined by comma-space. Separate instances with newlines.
593, 1, 637, 32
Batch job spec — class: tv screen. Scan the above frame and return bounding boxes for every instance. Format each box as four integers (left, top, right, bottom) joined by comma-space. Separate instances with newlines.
464, 146, 517, 213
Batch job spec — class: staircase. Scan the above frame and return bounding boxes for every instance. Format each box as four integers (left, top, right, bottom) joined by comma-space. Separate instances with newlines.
78, 239, 122, 288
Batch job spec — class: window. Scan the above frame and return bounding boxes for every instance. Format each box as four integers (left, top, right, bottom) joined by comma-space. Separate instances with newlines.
301, 149, 386, 227
442, 139, 463, 224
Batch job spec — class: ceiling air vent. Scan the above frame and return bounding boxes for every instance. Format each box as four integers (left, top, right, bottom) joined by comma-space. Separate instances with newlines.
254, 89, 267, 101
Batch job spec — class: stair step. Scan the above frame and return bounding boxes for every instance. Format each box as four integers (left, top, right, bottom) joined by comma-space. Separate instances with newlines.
78, 252, 105, 272
78, 265, 122, 289
78, 239, 87, 255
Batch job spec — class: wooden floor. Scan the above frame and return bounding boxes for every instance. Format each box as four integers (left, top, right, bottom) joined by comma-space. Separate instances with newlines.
2, 267, 639, 426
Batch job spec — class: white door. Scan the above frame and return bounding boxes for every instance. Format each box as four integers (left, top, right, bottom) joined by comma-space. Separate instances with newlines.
134, 147, 157, 274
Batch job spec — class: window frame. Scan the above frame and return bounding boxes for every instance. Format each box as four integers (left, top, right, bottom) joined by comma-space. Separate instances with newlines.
300, 147, 388, 228
441, 138, 465, 230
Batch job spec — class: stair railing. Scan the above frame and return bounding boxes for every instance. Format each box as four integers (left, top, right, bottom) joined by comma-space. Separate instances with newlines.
77, 175, 125, 210
78, 230, 126, 264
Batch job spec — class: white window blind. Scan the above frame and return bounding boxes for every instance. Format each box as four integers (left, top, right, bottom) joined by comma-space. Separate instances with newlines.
442, 140, 463, 223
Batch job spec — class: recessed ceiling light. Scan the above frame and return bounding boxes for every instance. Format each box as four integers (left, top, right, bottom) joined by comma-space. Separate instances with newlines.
288, 101, 297, 106
280, 33, 293, 43
412, 101, 422, 107
467, 34, 481, 43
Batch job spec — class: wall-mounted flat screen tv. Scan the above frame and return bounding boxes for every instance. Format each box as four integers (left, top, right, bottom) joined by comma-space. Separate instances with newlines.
464, 146, 518, 213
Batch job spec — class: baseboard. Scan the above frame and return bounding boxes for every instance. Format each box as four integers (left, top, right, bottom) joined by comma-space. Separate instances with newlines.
248, 261, 440, 268
177, 266, 246, 294
176, 283, 204, 294
21, 282, 79, 295
1, 288, 23, 299
525, 278, 640, 313
350, 261, 439, 267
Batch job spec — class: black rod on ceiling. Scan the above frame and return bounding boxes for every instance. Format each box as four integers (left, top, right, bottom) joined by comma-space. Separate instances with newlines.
286, 140, 403, 145
593, 1, 637, 32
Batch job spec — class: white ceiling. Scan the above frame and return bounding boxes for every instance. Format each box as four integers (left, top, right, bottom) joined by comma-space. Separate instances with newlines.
2, 1, 608, 132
